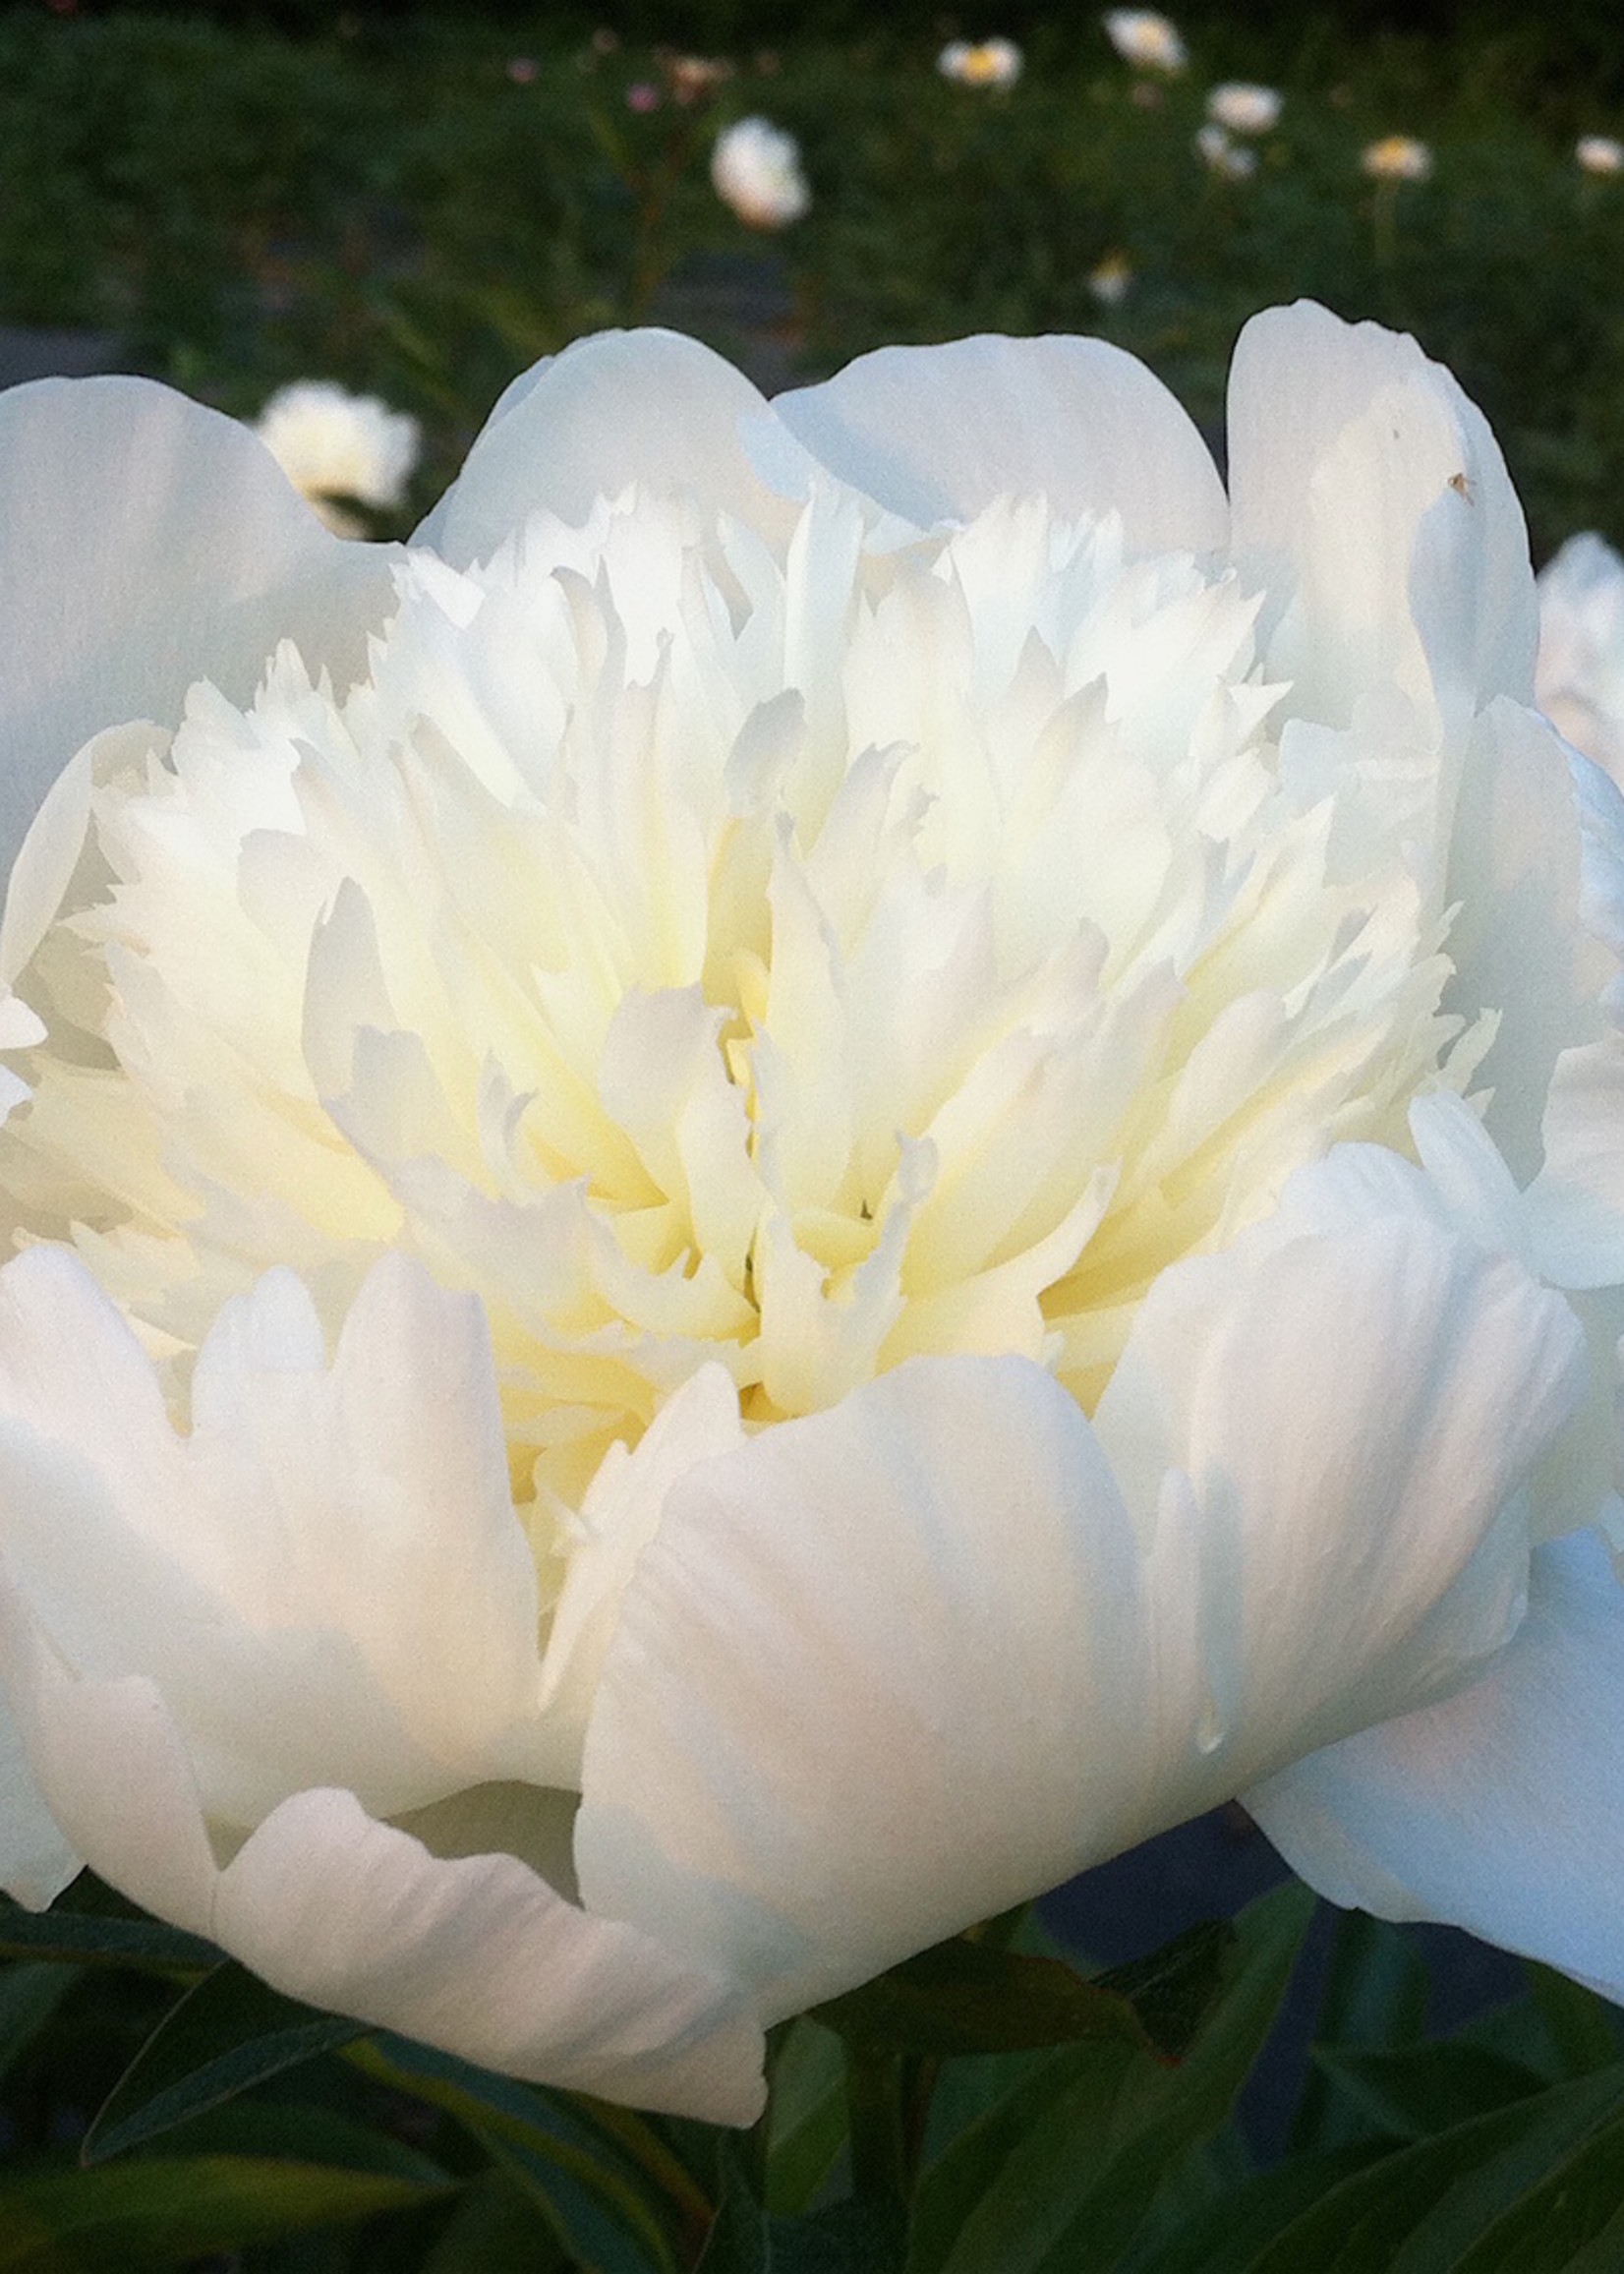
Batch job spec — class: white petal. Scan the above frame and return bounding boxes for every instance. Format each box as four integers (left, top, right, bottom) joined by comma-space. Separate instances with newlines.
575, 1355, 1162, 2021
1442, 698, 1604, 1183
0, 1661, 79, 1908
0, 376, 398, 908
774, 333, 1229, 551
1247, 1528, 1624, 2001
0, 1589, 764, 2119
1227, 302, 1537, 726
415, 331, 815, 568
1526, 1037, 1624, 1287
214, 1788, 764, 2122
1093, 1142, 1588, 1773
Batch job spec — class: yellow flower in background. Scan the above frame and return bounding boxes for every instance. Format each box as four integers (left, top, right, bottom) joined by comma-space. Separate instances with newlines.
0, 309, 1622, 2120
1362, 133, 1433, 183
937, 36, 1023, 89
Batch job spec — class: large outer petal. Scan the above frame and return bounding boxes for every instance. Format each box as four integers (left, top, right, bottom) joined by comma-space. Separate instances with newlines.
1227, 301, 1536, 727
0, 377, 398, 952
774, 333, 1229, 551
576, 1186, 1580, 2026
415, 330, 816, 568
575, 1354, 1157, 2021
1247, 1528, 1624, 2002
0, 1604, 764, 2120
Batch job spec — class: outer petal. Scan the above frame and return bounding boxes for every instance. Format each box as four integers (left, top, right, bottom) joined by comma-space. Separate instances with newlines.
414, 330, 816, 568
576, 1355, 1159, 2021
1227, 301, 1537, 727
0, 1604, 763, 2121
0, 377, 398, 945
1442, 697, 1604, 1183
1247, 1528, 1624, 2001
774, 333, 1229, 552
1094, 1145, 1587, 1778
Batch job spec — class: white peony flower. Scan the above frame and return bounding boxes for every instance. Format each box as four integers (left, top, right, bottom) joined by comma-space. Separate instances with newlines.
253, 381, 421, 539
1195, 121, 1258, 178
1362, 133, 1432, 183
1577, 135, 1624, 176
1537, 532, 1624, 786
1103, 9, 1188, 73
710, 116, 809, 230
0, 308, 1622, 2120
1206, 81, 1282, 137
938, 37, 1023, 88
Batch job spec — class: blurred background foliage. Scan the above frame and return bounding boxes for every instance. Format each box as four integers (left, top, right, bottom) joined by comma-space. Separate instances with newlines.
3, 3, 1624, 558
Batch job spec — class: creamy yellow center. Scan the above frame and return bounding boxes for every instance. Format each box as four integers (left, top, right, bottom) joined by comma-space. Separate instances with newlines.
0, 487, 1474, 1531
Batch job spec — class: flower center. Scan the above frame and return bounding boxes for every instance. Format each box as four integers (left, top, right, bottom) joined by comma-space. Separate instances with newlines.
0, 487, 1473, 1524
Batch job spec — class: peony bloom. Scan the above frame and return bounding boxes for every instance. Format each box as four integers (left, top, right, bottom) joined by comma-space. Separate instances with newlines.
0, 307, 1623, 2121
1362, 133, 1432, 183
253, 381, 421, 540
710, 115, 809, 229
937, 37, 1023, 89
1206, 81, 1282, 137
1577, 135, 1624, 176
1103, 9, 1187, 73
1194, 122, 1258, 179
1537, 532, 1624, 786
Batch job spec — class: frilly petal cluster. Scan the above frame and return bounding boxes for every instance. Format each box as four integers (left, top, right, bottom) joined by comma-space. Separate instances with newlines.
0, 305, 1622, 2123
709, 116, 809, 230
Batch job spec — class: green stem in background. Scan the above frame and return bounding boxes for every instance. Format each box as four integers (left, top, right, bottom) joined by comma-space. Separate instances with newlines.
843, 2039, 908, 2216
1372, 178, 1398, 268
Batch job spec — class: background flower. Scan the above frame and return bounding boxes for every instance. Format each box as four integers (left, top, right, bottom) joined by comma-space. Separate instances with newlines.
1363, 133, 1433, 181
1102, 9, 1187, 73
709, 114, 809, 227
1578, 134, 1624, 175
0, 310, 1617, 2128
253, 380, 421, 538
1206, 81, 1283, 136
937, 37, 1023, 89
1195, 121, 1258, 177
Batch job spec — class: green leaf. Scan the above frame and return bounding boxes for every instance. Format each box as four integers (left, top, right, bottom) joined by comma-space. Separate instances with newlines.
699, 2152, 905, 2274
421, 2170, 575, 2273
1122, 2142, 1392, 2274
1235, 2063, 1624, 2273
907, 1881, 1316, 2274
1309, 2043, 1544, 2142
350, 2033, 692, 2274
813, 1922, 1229, 2065
0, 1895, 218, 1974
1525, 1962, 1624, 2080
0, 1962, 83, 2082
81, 1961, 364, 2163
0, 2155, 445, 2271
1290, 1910, 1429, 2152
766, 2019, 848, 2216
1446, 2100, 1624, 2271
